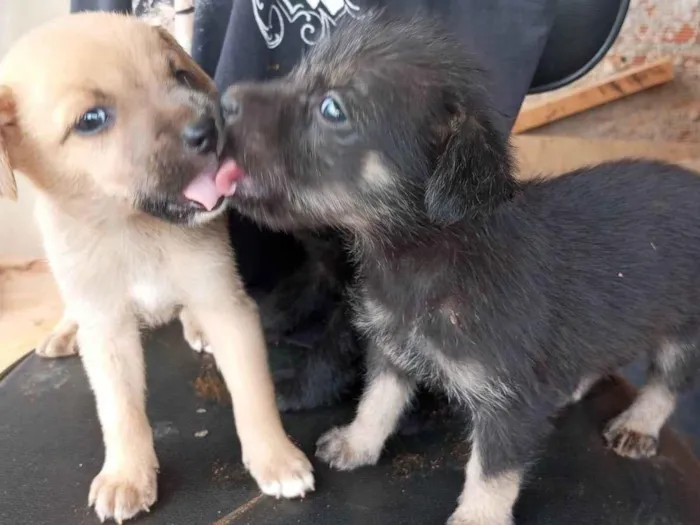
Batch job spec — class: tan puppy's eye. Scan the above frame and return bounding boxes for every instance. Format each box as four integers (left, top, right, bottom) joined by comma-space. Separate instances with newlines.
174, 69, 193, 88
74, 107, 112, 135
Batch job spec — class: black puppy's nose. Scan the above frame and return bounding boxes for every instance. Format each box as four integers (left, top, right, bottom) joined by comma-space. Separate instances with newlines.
221, 93, 241, 120
182, 116, 217, 155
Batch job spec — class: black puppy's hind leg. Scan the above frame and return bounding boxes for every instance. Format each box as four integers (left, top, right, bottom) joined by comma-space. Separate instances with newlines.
259, 231, 349, 337
258, 257, 328, 337
604, 337, 700, 458
275, 304, 363, 411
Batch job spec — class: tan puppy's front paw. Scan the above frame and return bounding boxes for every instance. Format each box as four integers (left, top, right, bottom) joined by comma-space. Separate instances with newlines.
88, 466, 157, 524
315, 425, 382, 471
446, 513, 513, 525
36, 318, 79, 358
184, 331, 213, 354
245, 441, 315, 499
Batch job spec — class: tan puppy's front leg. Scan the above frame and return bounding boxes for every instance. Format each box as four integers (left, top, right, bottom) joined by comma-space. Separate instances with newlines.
78, 316, 158, 523
191, 294, 314, 498
36, 314, 79, 358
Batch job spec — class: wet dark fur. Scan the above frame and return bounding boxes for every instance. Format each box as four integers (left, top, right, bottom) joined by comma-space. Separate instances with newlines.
221, 11, 700, 520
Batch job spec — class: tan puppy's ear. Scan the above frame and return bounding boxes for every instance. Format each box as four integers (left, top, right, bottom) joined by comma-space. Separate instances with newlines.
0, 85, 18, 201
152, 25, 215, 92
153, 25, 184, 53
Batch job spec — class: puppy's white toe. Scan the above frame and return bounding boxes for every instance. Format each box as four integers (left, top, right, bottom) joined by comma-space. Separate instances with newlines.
180, 310, 213, 354
446, 509, 514, 525
36, 329, 79, 358
315, 426, 381, 471
88, 467, 157, 523
185, 337, 214, 354
247, 443, 315, 499
604, 423, 659, 458
259, 471, 313, 499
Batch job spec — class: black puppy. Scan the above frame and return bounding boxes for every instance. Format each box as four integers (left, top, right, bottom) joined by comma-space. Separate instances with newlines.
219, 11, 700, 525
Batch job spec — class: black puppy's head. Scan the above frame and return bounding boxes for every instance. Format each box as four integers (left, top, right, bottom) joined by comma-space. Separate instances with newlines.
221, 10, 515, 232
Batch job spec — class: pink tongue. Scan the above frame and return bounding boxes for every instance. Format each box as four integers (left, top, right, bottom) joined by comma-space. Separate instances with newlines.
183, 160, 245, 211
215, 159, 245, 195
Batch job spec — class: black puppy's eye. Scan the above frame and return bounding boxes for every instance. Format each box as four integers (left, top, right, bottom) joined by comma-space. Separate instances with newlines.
74, 107, 111, 135
319, 94, 347, 124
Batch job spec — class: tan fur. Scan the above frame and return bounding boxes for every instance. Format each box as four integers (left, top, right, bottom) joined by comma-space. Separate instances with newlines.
0, 13, 313, 523
35, 314, 79, 358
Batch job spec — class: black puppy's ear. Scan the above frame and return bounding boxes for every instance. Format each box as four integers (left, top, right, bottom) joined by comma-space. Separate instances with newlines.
425, 105, 515, 225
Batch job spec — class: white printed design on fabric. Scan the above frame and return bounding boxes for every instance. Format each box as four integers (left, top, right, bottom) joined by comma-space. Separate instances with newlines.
252, 0, 363, 49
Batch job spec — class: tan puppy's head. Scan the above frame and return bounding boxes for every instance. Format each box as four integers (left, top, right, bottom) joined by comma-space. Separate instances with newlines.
0, 12, 239, 224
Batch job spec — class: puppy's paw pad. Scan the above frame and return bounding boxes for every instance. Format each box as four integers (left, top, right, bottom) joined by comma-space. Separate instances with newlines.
604, 426, 658, 459
247, 445, 315, 499
315, 426, 379, 471
36, 331, 78, 359
89, 469, 157, 523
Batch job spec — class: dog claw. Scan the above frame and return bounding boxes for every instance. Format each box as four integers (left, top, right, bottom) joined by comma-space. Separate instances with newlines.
249, 445, 315, 500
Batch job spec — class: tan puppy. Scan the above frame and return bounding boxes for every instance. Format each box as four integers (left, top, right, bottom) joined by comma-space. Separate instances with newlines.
0, 12, 313, 523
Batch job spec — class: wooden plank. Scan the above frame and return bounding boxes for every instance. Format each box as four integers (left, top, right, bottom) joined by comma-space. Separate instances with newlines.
513, 58, 675, 134
513, 135, 700, 179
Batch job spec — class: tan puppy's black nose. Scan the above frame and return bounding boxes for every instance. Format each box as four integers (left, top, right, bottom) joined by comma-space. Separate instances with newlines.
182, 116, 218, 155
221, 93, 241, 120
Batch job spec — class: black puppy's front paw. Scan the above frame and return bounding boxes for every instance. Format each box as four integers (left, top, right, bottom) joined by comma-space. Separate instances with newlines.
316, 426, 382, 470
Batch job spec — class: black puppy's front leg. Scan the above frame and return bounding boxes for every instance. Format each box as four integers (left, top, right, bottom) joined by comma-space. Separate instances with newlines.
316, 350, 417, 469
448, 401, 553, 525
274, 302, 363, 411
